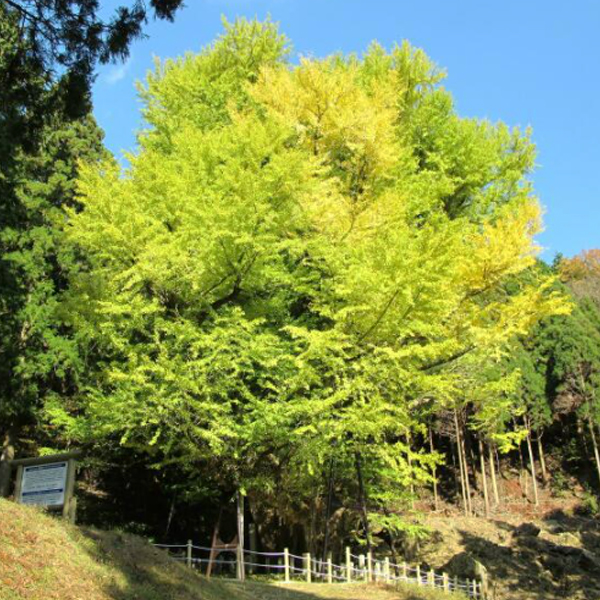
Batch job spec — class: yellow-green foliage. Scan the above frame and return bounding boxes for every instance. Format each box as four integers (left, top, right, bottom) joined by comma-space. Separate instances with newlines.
49, 18, 568, 532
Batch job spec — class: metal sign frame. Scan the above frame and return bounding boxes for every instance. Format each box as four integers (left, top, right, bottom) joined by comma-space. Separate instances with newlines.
11, 451, 80, 521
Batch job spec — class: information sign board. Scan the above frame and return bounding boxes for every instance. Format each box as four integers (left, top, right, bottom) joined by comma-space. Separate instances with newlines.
19, 461, 68, 507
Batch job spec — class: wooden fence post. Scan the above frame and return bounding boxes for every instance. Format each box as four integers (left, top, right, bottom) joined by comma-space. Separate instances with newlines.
428, 569, 435, 587
384, 557, 390, 583
374, 560, 380, 582
284, 548, 290, 583
63, 459, 77, 522
305, 553, 311, 583
327, 556, 333, 584
416, 564, 421, 585
346, 547, 352, 582
402, 561, 407, 580
367, 551, 373, 582
443, 572, 449, 592
186, 540, 192, 569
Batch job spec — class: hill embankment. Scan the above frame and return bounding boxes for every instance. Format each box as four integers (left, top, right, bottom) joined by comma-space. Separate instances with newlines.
419, 508, 600, 600
0, 498, 450, 600
3, 495, 599, 600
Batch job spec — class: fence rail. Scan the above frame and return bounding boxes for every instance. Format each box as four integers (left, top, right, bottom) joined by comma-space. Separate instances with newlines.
153, 541, 484, 598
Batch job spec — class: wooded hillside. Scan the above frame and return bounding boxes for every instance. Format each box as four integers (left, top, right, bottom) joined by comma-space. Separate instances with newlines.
1, 15, 599, 583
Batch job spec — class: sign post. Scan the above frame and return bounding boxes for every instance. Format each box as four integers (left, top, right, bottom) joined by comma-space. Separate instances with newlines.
11, 452, 80, 522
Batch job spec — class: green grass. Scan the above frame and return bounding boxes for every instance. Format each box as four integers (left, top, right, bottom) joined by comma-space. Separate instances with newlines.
0, 498, 455, 600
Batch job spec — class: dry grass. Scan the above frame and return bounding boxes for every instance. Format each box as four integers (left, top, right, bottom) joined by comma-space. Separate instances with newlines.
0, 499, 452, 600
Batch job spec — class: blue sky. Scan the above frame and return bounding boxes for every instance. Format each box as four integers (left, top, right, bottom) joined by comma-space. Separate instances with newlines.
92, 0, 599, 260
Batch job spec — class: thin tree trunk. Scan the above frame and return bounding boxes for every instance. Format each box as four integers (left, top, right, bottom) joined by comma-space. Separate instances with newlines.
460, 420, 473, 515
495, 446, 504, 499
0, 427, 16, 498
355, 451, 371, 551
515, 417, 528, 499
322, 457, 335, 564
536, 433, 549, 485
309, 493, 317, 555
489, 443, 500, 506
236, 491, 246, 581
429, 427, 439, 511
478, 437, 490, 517
588, 417, 600, 488
465, 431, 479, 491
524, 418, 539, 506
385, 514, 401, 577
454, 410, 469, 516
165, 493, 176, 536
450, 440, 460, 497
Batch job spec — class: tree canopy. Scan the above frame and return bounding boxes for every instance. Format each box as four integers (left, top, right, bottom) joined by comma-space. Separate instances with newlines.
44, 19, 568, 538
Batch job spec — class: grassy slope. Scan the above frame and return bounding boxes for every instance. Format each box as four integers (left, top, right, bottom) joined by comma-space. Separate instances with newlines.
0, 499, 451, 600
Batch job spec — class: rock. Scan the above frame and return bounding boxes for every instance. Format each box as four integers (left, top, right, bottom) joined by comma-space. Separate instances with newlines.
541, 555, 566, 578
557, 532, 580, 546
442, 552, 489, 596
513, 523, 541, 538
544, 519, 566, 534
552, 544, 582, 557
582, 532, 600, 551
579, 549, 600, 573
526, 537, 548, 552
443, 552, 479, 579
467, 537, 511, 561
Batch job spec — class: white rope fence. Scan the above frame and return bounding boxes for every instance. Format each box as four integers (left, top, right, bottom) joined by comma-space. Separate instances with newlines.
153, 541, 484, 598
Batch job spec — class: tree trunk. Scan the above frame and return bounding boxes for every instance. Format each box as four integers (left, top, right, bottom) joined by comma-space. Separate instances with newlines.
478, 437, 490, 517
165, 493, 176, 536
524, 418, 539, 506
465, 431, 479, 491
454, 410, 469, 516
0, 427, 16, 498
588, 417, 600, 488
536, 433, 549, 485
460, 421, 473, 515
355, 451, 371, 551
450, 440, 460, 497
515, 418, 528, 499
429, 427, 439, 511
495, 446, 505, 499
322, 457, 335, 564
488, 443, 500, 506
236, 491, 245, 581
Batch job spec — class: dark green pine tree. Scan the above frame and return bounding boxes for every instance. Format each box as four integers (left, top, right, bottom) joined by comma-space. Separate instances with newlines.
527, 281, 600, 490
2, 0, 185, 114
0, 21, 107, 493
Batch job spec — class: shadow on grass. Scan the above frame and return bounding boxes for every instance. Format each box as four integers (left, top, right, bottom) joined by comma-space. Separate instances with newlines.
77, 528, 443, 600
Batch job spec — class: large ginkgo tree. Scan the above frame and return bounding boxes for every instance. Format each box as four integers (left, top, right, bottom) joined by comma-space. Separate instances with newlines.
50, 18, 566, 544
